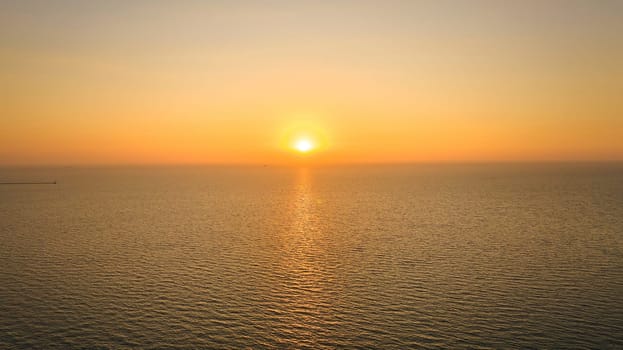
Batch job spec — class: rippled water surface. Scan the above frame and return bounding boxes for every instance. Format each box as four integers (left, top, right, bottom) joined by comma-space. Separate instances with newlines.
1, 164, 622, 349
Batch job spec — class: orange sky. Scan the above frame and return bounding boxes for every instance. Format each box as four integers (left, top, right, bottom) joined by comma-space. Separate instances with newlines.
1, 1, 622, 165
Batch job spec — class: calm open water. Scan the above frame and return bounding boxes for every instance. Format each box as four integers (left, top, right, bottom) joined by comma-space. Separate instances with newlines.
1, 164, 622, 349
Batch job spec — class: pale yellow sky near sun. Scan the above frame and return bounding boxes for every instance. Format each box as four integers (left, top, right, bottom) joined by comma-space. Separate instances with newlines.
1, 0, 622, 165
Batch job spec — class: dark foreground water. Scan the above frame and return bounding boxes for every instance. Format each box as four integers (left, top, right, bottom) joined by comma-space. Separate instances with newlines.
1, 164, 622, 349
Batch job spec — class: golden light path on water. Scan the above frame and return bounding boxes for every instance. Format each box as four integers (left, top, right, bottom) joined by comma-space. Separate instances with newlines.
274, 167, 341, 345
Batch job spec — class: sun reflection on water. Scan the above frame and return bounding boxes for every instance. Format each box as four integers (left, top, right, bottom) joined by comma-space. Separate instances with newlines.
270, 167, 340, 344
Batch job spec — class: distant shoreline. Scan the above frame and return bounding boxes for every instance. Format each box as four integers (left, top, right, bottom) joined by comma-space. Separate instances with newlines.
0, 182, 56, 185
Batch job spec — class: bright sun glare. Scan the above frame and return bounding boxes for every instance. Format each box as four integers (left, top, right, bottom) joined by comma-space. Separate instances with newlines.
294, 138, 314, 153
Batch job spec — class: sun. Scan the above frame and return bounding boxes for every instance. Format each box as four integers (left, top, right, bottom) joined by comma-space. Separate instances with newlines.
279, 119, 328, 156
294, 138, 315, 153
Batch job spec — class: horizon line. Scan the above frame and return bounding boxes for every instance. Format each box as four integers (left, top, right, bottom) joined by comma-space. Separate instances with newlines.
1, 159, 622, 168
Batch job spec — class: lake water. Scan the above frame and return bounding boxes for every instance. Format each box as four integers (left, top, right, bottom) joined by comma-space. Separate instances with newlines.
1, 164, 622, 349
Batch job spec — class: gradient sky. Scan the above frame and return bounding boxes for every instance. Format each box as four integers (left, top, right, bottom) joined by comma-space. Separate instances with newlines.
1, 0, 622, 165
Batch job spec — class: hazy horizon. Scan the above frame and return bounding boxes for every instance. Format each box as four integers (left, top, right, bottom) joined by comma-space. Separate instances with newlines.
2, 160, 623, 169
